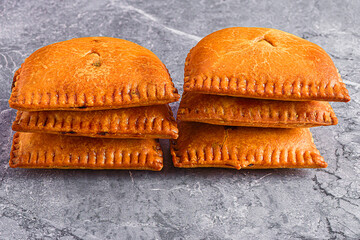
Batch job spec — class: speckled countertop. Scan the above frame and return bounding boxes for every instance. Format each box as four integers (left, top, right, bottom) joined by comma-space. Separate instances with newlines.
0, 1, 359, 239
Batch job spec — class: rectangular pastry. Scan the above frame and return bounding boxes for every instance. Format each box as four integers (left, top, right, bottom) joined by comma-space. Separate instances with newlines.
10, 132, 163, 170
9, 37, 179, 111
171, 122, 327, 169
177, 93, 338, 128
13, 104, 178, 139
184, 27, 350, 102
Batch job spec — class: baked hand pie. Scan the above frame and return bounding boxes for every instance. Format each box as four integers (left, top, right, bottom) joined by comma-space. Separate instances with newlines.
9, 37, 180, 111
13, 105, 178, 139
171, 122, 327, 169
177, 93, 338, 128
184, 27, 350, 102
10, 132, 163, 170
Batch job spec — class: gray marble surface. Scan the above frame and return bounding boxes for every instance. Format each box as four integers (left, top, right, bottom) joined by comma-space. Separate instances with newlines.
0, 0, 359, 239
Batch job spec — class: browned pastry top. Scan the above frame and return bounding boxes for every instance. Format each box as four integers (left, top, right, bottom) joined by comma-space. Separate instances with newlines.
184, 27, 350, 102
10, 132, 163, 170
171, 122, 327, 169
177, 93, 338, 128
9, 37, 179, 111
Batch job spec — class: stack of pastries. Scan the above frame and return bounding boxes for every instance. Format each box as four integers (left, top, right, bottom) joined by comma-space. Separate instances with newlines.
173, 27, 350, 169
9, 37, 179, 171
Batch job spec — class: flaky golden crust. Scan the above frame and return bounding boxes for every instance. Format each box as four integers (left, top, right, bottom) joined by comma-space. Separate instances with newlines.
13, 105, 178, 139
171, 122, 327, 169
10, 132, 163, 170
9, 37, 179, 111
184, 27, 350, 102
177, 93, 338, 128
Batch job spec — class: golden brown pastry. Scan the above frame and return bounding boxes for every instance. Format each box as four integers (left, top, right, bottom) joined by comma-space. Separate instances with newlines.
177, 93, 338, 128
184, 27, 350, 102
13, 105, 178, 139
171, 122, 327, 169
9, 37, 180, 111
10, 132, 163, 170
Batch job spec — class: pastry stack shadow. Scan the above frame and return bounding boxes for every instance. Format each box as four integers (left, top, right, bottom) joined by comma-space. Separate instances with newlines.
172, 27, 350, 170
9, 37, 180, 171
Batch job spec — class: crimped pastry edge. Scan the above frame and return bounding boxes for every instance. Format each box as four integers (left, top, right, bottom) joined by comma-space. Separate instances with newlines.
177, 97, 338, 128
10, 68, 180, 111
10, 132, 164, 171
170, 134, 327, 170
13, 105, 179, 139
183, 74, 350, 102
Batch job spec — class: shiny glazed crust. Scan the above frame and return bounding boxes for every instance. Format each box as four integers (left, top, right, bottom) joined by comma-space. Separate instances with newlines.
177, 93, 338, 128
10, 132, 163, 170
9, 37, 180, 111
171, 122, 327, 169
13, 105, 178, 139
184, 27, 350, 102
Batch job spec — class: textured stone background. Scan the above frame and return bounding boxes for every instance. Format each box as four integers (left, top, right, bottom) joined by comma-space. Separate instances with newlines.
0, 0, 359, 239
